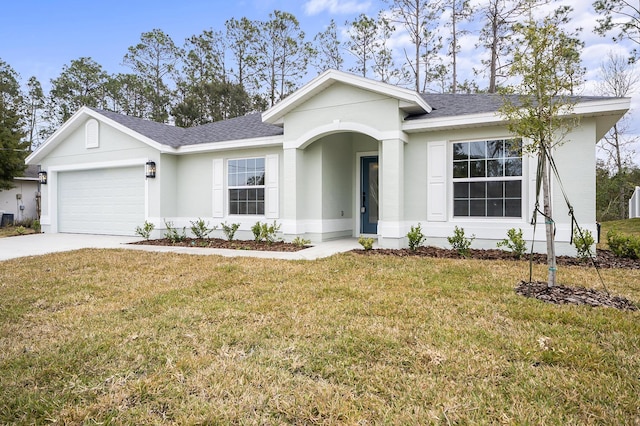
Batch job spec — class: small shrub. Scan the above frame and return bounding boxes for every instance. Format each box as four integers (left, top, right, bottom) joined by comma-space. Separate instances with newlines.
358, 236, 375, 251
497, 228, 527, 258
573, 228, 595, 259
164, 220, 186, 243
407, 224, 426, 251
291, 236, 311, 247
15, 226, 26, 235
251, 221, 281, 244
447, 226, 475, 257
607, 230, 640, 259
190, 218, 215, 239
135, 220, 155, 240
221, 222, 241, 241
32, 219, 41, 233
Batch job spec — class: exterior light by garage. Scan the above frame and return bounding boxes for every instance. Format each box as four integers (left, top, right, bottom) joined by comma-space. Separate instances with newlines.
38, 171, 47, 184
145, 161, 156, 179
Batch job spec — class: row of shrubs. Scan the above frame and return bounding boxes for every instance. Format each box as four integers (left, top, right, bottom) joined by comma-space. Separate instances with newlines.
137, 218, 639, 259
360, 224, 599, 259
135, 219, 311, 248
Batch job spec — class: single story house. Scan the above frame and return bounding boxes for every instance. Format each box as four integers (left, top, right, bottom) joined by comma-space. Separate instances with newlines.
0, 165, 40, 224
25, 70, 629, 255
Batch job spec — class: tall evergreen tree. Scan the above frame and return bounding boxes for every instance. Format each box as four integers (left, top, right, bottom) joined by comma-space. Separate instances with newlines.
24, 76, 45, 151
46, 57, 109, 128
256, 10, 313, 107
0, 60, 28, 189
312, 19, 343, 72
123, 29, 182, 123
593, 0, 640, 62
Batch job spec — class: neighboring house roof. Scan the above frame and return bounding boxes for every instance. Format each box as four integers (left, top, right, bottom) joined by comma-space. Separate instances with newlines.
14, 165, 39, 181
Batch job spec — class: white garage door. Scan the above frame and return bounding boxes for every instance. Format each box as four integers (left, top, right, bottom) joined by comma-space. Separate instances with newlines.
58, 167, 145, 236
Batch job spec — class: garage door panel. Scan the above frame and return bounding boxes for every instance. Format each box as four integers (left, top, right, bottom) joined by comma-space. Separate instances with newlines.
58, 167, 145, 236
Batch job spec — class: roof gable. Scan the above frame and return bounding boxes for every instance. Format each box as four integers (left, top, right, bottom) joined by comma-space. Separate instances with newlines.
262, 69, 432, 125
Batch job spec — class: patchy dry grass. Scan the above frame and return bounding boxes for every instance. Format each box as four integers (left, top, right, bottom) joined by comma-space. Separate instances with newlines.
0, 226, 37, 238
0, 250, 639, 424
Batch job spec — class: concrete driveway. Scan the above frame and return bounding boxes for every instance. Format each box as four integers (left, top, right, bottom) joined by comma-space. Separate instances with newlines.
0, 233, 363, 261
0, 233, 139, 261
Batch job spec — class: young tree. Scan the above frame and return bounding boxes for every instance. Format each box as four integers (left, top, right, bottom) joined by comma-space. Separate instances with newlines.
123, 29, 182, 123
499, 6, 584, 287
312, 19, 343, 72
46, 57, 109, 128
593, 0, 640, 62
256, 10, 313, 107
596, 52, 639, 218
0, 60, 28, 189
24, 76, 45, 151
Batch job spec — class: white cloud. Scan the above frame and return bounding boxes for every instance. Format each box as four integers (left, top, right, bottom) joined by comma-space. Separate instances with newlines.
303, 0, 372, 16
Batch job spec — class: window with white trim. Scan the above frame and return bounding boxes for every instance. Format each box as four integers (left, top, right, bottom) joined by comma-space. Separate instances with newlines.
228, 158, 265, 215
452, 139, 522, 217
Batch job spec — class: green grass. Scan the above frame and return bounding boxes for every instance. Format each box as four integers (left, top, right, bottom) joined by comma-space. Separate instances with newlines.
1, 250, 639, 424
598, 218, 640, 250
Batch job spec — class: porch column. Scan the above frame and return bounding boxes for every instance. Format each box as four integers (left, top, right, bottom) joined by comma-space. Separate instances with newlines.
282, 147, 304, 237
379, 138, 405, 249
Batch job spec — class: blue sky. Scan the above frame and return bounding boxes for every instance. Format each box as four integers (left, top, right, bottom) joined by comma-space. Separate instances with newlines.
1, 0, 376, 88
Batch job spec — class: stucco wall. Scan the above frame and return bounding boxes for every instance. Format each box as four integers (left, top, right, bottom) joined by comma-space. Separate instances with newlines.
403, 121, 598, 255
0, 180, 39, 222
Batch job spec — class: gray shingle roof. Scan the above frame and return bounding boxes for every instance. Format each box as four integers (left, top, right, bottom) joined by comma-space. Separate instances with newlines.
91, 92, 618, 148
409, 93, 615, 120
91, 108, 283, 148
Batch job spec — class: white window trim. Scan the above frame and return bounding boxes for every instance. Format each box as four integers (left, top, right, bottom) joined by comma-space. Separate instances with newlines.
449, 137, 528, 222
227, 156, 267, 217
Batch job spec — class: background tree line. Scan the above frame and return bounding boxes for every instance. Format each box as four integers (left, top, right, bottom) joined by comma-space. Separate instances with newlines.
1, 0, 639, 219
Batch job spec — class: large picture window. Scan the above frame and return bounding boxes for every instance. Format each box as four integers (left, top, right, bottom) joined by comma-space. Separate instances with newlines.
228, 158, 265, 215
453, 139, 522, 217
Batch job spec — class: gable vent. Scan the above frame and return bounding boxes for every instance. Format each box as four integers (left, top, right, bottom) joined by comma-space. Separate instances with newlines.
85, 119, 99, 149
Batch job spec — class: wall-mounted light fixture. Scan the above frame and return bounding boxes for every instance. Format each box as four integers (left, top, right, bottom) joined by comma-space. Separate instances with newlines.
145, 161, 156, 179
38, 171, 48, 184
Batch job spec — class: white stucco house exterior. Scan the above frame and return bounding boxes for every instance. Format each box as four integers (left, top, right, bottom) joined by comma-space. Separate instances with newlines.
25, 70, 629, 255
0, 165, 40, 224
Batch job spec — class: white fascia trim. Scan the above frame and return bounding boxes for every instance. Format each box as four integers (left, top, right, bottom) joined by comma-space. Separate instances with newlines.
403, 112, 505, 132
47, 157, 149, 172
14, 177, 39, 182
262, 69, 431, 124
402, 97, 631, 133
174, 135, 284, 154
572, 98, 631, 118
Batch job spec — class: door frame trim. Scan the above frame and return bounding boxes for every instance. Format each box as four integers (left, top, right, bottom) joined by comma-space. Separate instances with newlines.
355, 151, 378, 236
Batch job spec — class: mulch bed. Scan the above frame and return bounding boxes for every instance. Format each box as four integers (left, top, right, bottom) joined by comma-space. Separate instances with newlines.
515, 281, 638, 311
130, 238, 307, 252
352, 246, 640, 270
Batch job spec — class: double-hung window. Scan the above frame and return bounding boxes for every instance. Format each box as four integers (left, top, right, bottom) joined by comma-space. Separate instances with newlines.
228, 158, 265, 215
453, 139, 522, 218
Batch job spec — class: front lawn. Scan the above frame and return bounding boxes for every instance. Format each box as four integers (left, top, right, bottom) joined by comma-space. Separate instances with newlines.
0, 250, 638, 424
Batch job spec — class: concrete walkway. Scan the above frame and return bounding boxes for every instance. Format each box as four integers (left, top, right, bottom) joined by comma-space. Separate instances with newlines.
0, 233, 363, 262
